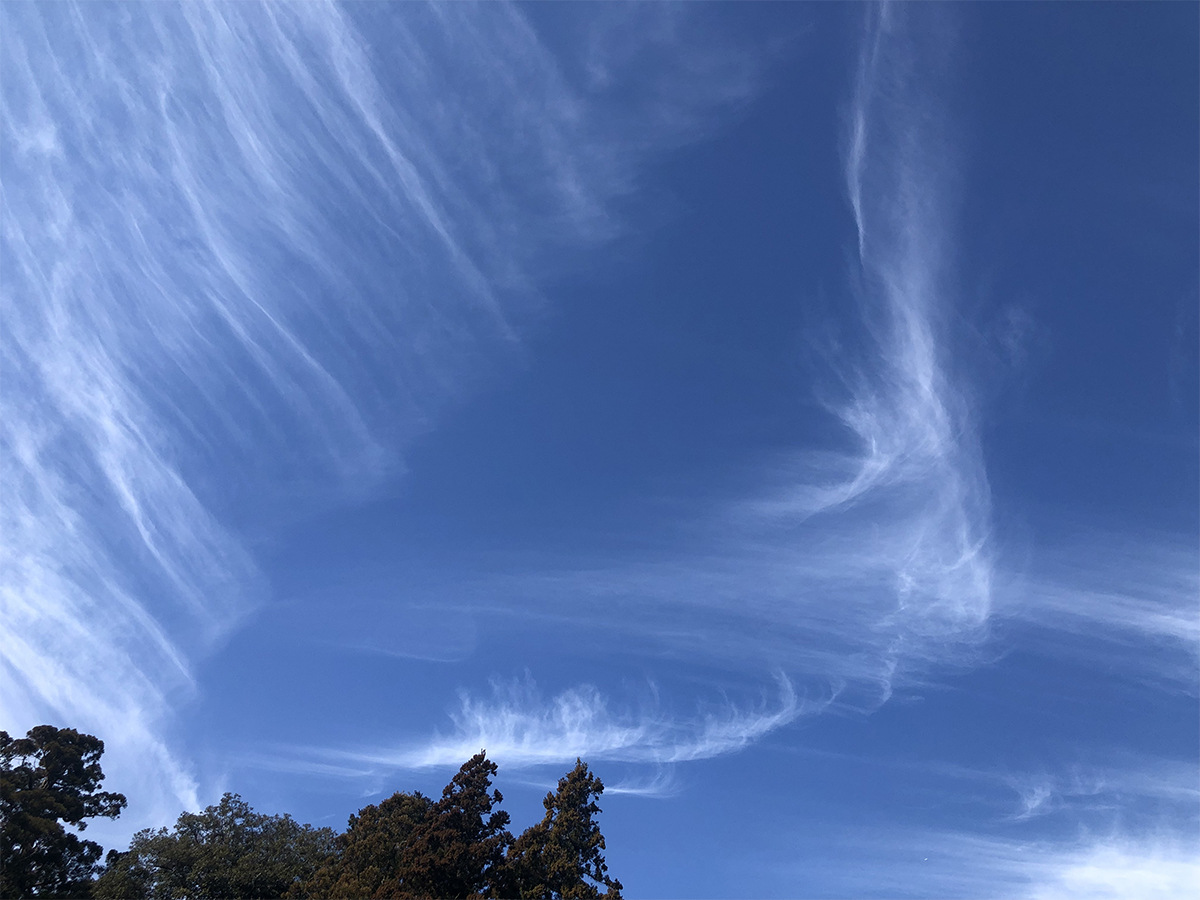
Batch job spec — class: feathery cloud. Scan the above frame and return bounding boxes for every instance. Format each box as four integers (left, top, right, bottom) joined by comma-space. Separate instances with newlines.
270, 673, 807, 796
1, 0, 763, 825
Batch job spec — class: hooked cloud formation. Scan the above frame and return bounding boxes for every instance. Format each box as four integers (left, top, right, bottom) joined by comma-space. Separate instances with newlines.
244, 673, 806, 799
355, 673, 802, 772
457, 3, 995, 710
449, 2, 1195, 719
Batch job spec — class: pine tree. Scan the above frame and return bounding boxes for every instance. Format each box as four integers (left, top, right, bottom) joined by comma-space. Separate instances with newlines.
294, 753, 512, 899
291, 791, 432, 899
391, 752, 512, 899
505, 760, 622, 900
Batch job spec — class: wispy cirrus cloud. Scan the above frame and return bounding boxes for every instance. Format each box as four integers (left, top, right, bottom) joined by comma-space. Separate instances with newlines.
929, 750, 1200, 825
262, 673, 808, 795
1, 0, 764, 828
456, 4, 992, 710
386, 673, 802, 769
451, 2, 1195, 721
785, 745, 1199, 896
996, 531, 1199, 687
801, 830, 1200, 900
1005, 758, 1200, 822
770, 1, 992, 668
767, 745, 1199, 896
1021, 838, 1200, 900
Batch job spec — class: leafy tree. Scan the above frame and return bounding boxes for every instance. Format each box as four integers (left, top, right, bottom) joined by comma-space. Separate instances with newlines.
0, 725, 127, 898
505, 760, 622, 899
290, 790, 432, 899
92, 792, 336, 899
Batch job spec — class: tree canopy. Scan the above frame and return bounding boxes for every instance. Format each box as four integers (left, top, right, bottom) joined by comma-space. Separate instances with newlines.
0, 725, 127, 899
3, 725, 624, 899
295, 752, 514, 899
294, 790, 433, 899
281, 753, 623, 899
506, 759, 623, 900
397, 752, 513, 898
92, 793, 337, 900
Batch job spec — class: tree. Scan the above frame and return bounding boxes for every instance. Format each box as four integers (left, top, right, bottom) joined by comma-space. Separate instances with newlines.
294, 752, 513, 900
390, 752, 513, 899
92, 792, 336, 899
505, 760, 622, 899
0, 725, 127, 898
290, 790, 432, 899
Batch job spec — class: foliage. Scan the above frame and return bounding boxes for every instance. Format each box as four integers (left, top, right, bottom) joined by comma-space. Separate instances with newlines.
505, 760, 623, 899
293, 752, 517, 899
0, 725, 127, 899
290, 790, 432, 899
0, 723, 625, 900
383, 751, 512, 898
91, 793, 337, 900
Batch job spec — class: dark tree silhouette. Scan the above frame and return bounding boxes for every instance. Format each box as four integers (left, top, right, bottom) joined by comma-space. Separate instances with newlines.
505, 759, 622, 899
0, 725, 127, 898
391, 752, 512, 899
293, 752, 513, 899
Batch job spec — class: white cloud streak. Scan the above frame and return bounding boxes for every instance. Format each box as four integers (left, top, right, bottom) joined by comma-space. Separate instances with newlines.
996, 531, 1199, 686
976, 752, 1199, 825
311, 0, 1196, 867
771, 749, 1199, 897
816, 830, 1200, 900
1021, 838, 1200, 900
1007, 763, 1200, 822
278, 673, 806, 792
1, 0, 760, 829
456, 3, 1195, 712
458, 4, 993, 708
814, 2, 991, 650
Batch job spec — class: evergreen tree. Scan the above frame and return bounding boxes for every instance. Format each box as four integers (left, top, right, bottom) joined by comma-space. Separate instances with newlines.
5, 724, 628, 900
391, 752, 512, 899
0, 726, 127, 898
505, 760, 622, 900
295, 753, 512, 899
290, 790, 432, 899
92, 793, 336, 899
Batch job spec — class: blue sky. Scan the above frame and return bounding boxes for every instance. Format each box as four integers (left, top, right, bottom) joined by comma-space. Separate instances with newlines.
2, 2, 1197, 897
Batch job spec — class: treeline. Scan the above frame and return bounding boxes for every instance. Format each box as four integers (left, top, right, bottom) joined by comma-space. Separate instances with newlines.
1, 726, 622, 899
